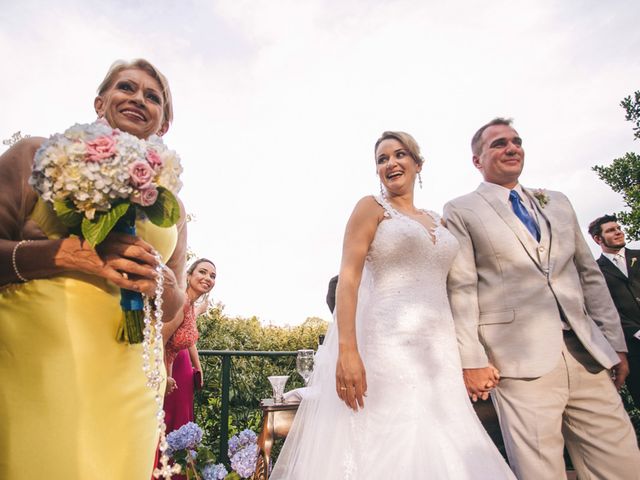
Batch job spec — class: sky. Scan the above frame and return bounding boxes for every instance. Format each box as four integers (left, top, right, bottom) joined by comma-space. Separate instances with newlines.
1, 0, 639, 326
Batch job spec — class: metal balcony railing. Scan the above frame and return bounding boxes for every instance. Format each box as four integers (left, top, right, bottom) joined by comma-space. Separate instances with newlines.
197, 350, 298, 464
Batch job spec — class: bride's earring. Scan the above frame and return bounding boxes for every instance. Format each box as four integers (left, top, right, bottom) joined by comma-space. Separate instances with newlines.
380, 182, 385, 197
418, 172, 423, 189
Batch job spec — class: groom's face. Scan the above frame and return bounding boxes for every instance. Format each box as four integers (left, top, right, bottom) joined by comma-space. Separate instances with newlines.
473, 125, 524, 188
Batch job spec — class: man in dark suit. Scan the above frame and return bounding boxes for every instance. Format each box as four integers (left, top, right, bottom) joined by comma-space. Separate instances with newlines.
589, 214, 640, 405
326, 275, 338, 314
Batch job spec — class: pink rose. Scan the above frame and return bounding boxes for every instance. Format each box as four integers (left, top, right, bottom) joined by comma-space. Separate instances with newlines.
131, 186, 159, 207
85, 135, 116, 162
146, 149, 163, 170
129, 160, 154, 188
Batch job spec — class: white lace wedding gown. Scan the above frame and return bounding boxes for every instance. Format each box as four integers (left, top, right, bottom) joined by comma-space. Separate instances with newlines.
271, 196, 515, 479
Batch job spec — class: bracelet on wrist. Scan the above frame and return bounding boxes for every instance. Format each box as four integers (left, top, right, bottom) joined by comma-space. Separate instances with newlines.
12, 240, 32, 282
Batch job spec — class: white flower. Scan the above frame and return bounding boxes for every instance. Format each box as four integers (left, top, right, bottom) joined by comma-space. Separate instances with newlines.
30, 120, 183, 219
532, 188, 550, 208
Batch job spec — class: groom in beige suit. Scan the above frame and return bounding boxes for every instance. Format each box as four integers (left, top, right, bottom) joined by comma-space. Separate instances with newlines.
444, 118, 640, 479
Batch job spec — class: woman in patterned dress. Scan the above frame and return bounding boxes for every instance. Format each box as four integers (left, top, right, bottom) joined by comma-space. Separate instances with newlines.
162, 258, 216, 432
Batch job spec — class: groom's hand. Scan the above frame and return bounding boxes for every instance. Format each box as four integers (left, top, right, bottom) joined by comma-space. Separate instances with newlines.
612, 352, 630, 390
463, 366, 500, 402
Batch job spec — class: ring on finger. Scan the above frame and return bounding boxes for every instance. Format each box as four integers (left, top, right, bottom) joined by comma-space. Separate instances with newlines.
121, 272, 129, 279
339, 386, 347, 391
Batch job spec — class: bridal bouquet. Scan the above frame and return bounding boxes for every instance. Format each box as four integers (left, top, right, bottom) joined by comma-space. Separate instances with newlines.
30, 119, 183, 343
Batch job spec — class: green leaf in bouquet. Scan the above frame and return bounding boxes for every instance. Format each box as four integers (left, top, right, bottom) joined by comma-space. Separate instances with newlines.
81, 202, 131, 247
143, 186, 180, 227
53, 199, 82, 227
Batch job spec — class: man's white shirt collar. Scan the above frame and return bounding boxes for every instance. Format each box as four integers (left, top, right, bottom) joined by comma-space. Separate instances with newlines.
481, 182, 528, 206
603, 249, 626, 262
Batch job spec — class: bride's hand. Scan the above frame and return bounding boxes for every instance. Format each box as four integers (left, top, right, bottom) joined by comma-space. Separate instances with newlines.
336, 348, 367, 411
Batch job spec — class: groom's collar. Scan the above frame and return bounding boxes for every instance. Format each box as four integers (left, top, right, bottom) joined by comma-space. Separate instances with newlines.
478, 182, 527, 206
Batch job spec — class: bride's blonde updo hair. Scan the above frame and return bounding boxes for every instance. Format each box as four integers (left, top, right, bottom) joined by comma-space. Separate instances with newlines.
374, 131, 424, 166
97, 58, 174, 125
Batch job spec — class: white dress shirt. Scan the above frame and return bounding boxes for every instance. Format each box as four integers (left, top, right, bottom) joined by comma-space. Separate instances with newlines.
603, 250, 628, 277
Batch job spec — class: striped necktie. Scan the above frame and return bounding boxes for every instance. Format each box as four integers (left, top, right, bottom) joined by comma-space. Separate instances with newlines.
612, 254, 628, 277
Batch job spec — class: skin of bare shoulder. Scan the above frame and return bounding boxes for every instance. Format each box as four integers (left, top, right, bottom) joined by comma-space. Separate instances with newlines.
355, 195, 386, 224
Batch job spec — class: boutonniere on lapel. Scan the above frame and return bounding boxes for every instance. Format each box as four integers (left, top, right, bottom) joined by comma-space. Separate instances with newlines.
532, 188, 550, 208
631, 257, 637, 268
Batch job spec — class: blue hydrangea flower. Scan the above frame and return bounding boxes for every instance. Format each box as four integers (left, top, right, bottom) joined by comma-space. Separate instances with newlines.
166, 422, 203, 455
230, 443, 259, 479
238, 429, 257, 445
227, 436, 240, 457
202, 462, 229, 480
228, 428, 257, 457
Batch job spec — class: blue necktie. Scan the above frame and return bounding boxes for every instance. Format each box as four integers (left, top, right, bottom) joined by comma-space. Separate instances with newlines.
509, 190, 540, 241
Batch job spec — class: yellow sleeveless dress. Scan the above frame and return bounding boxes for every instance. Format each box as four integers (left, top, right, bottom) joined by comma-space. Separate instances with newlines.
0, 199, 176, 479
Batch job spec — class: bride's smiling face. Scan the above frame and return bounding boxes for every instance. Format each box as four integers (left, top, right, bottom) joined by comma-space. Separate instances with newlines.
94, 68, 168, 139
375, 138, 421, 193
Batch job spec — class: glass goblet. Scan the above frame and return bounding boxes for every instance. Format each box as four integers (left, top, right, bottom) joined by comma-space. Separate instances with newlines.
296, 349, 315, 386
267, 375, 289, 404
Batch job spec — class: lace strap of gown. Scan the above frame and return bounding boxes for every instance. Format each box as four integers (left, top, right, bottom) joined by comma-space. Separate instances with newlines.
374, 195, 438, 220
373, 195, 399, 218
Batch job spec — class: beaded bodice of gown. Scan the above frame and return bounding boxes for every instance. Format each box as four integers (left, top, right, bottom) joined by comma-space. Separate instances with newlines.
165, 301, 198, 365
361, 195, 461, 382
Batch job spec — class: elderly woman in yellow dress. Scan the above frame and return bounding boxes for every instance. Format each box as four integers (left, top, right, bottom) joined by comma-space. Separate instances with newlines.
0, 59, 187, 479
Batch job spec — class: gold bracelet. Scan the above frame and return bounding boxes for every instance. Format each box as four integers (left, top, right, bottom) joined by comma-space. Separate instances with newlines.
11, 240, 31, 282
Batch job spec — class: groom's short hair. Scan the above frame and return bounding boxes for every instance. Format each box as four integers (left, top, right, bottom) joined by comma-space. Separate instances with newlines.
588, 214, 618, 238
471, 117, 514, 156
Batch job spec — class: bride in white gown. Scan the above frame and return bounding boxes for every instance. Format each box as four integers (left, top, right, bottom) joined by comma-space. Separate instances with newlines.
270, 131, 515, 479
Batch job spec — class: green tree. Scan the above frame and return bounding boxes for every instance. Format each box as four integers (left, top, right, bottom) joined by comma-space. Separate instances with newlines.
593, 91, 640, 238
593, 91, 640, 440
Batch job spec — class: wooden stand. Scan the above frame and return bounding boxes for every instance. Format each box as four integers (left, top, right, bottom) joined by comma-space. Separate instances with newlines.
252, 399, 300, 480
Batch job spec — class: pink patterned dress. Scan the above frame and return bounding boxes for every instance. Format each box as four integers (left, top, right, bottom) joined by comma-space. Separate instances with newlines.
164, 301, 199, 429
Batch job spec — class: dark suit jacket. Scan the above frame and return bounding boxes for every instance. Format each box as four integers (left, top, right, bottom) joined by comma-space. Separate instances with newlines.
597, 248, 640, 356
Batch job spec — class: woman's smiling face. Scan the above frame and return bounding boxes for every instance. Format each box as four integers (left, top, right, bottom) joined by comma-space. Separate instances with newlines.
94, 68, 168, 139
188, 261, 216, 296
375, 138, 421, 194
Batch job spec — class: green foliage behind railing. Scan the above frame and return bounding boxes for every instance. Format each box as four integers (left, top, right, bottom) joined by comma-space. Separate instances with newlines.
193, 306, 329, 462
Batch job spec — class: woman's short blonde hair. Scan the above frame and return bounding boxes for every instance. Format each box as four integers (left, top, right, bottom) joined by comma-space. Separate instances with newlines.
97, 59, 173, 124
374, 131, 424, 166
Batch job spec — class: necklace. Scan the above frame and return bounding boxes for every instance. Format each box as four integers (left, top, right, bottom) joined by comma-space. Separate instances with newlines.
144, 253, 182, 479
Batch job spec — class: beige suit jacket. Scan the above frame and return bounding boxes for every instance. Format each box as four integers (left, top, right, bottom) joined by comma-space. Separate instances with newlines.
444, 183, 626, 378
